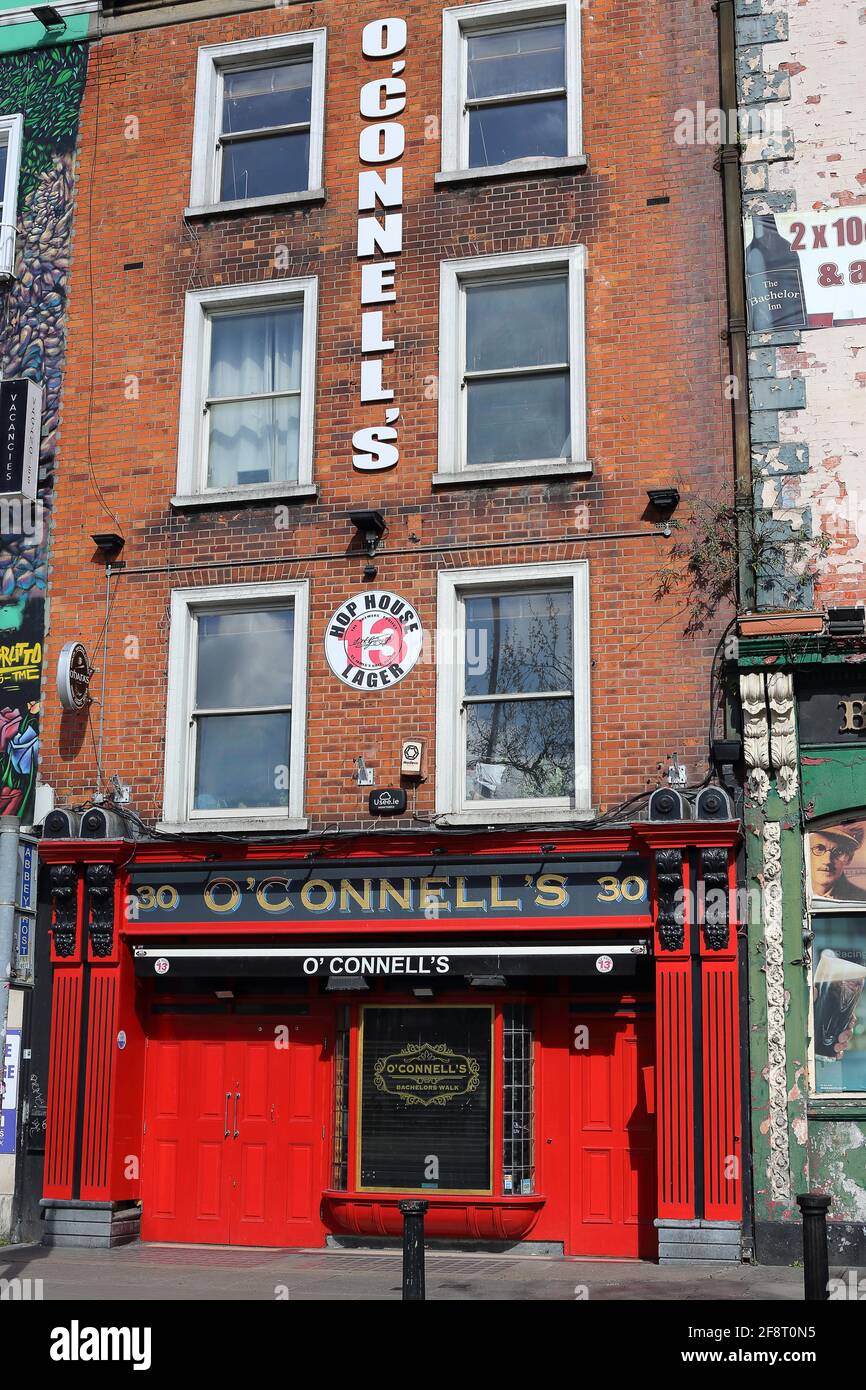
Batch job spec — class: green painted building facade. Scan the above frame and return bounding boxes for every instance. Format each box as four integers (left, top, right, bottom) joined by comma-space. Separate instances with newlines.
737, 636, 866, 1265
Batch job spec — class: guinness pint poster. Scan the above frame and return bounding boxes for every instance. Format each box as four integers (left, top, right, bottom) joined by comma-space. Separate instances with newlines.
359, 1006, 492, 1191
811, 917, 866, 1094
745, 210, 866, 331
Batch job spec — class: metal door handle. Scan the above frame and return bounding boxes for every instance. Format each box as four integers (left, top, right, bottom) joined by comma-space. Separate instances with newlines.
224, 1092, 231, 1139
233, 1091, 239, 1138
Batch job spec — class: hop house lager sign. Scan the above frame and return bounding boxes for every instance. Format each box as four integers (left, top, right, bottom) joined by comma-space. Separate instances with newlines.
325, 589, 423, 689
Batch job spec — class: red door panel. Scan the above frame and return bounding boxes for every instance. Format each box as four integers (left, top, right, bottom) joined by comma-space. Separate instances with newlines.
142, 1017, 328, 1248
274, 1020, 326, 1242
142, 1029, 234, 1244
569, 1013, 656, 1258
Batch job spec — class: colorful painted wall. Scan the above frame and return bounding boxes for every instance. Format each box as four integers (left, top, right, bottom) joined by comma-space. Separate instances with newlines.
0, 40, 88, 823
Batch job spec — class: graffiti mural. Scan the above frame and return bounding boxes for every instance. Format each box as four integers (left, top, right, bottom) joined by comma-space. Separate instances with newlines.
0, 43, 87, 821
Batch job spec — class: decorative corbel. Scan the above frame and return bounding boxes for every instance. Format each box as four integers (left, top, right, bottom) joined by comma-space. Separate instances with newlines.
740, 671, 770, 805
86, 863, 116, 958
48, 864, 78, 958
767, 671, 798, 803
655, 848, 685, 951
701, 846, 730, 951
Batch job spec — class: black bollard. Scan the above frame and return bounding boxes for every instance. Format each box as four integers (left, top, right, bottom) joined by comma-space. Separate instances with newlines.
399, 1199, 429, 1301
796, 1192, 831, 1301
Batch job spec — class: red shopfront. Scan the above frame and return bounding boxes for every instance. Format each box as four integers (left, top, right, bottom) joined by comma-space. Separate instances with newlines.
38, 828, 742, 1258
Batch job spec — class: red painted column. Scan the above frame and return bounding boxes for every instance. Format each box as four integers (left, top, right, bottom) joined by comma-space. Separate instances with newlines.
43, 865, 85, 1199
41, 844, 140, 1207
651, 846, 696, 1220
699, 847, 743, 1221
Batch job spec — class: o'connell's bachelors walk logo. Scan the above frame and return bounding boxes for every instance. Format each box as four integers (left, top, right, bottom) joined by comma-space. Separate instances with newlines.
374, 1042, 480, 1106
325, 589, 423, 689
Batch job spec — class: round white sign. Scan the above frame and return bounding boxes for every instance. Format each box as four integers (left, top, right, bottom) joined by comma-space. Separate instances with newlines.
56, 641, 91, 712
595, 955, 614, 974
325, 590, 423, 689
154, 957, 170, 976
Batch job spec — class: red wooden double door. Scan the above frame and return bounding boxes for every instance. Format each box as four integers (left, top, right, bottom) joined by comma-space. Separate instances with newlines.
141, 1016, 329, 1247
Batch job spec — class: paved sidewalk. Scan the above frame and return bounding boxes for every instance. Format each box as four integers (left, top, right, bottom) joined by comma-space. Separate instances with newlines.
0, 1240, 834, 1300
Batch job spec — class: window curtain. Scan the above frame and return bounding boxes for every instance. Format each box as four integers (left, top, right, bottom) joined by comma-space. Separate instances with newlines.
207, 305, 303, 487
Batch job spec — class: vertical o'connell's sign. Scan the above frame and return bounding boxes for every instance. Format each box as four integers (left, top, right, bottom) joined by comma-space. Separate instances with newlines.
352, 16, 407, 473
325, 590, 422, 689
56, 641, 91, 712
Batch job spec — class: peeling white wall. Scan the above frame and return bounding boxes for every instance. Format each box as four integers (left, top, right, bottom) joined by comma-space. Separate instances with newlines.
768, 0, 866, 602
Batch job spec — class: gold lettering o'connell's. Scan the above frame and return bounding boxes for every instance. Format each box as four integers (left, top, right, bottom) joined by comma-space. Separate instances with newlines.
534, 873, 567, 908
256, 878, 292, 913
204, 878, 241, 914
301, 879, 337, 912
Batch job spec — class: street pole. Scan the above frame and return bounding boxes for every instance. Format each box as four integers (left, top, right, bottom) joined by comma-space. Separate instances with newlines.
796, 1192, 831, 1301
0, 816, 21, 1110
399, 1199, 428, 1300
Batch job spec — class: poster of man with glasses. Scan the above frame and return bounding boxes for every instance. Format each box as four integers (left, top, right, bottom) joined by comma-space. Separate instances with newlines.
808, 821, 866, 903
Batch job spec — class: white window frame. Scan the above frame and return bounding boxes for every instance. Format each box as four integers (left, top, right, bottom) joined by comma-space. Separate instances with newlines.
436, 560, 591, 824
174, 276, 318, 506
436, 243, 587, 484
189, 28, 326, 213
162, 579, 309, 832
440, 0, 582, 178
0, 114, 24, 278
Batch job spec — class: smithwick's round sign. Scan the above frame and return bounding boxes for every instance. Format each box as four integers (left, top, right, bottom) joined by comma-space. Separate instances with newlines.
325, 590, 423, 689
56, 641, 91, 712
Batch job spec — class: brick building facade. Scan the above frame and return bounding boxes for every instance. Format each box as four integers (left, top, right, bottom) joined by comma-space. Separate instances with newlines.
31, 0, 746, 1257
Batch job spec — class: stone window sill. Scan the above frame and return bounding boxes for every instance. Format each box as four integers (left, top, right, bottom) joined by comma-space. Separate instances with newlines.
432, 460, 591, 488
184, 189, 326, 220
157, 817, 309, 835
436, 807, 597, 828
171, 483, 317, 511
435, 155, 588, 187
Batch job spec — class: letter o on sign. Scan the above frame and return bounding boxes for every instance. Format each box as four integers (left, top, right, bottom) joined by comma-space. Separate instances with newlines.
362, 17, 407, 57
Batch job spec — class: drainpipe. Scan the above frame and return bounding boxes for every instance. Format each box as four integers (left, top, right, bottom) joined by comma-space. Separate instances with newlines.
716, 1, 757, 1261
716, 0, 756, 613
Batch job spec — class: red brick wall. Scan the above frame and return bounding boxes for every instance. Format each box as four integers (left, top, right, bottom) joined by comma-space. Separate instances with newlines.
42, 0, 732, 828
